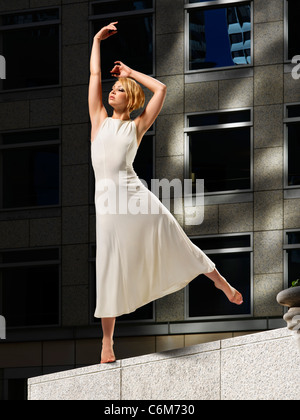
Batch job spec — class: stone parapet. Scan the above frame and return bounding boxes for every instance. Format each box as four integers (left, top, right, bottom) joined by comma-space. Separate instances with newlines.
28, 328, 300, 400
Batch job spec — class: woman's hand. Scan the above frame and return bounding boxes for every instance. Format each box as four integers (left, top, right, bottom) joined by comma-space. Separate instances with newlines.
110, 61, 132, 78
94, 22, 118, 41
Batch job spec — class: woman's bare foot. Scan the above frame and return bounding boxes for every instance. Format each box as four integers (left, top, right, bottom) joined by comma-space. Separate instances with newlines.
213, 276, 243, 305
204, 268, 243, 305
101, 339, 116, 364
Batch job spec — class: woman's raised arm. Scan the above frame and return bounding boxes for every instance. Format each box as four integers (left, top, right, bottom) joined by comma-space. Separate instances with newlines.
88, 22, 118, 140
111, 61, 167, 143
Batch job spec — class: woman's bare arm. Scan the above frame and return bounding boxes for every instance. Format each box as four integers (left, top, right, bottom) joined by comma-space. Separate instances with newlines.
111, 61, 167, 143
88, 22, 118, 140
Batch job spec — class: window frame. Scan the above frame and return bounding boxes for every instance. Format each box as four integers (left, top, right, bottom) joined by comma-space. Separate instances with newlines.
0, 127, 62, 211
0, 6, 61, 92
283, 103, 300, 197
88, 0, 156, 81
184, 107, 254, 204
184, 0, 254, 76
185, 232, 254, 321
283, 229, 300, 289
0, 246, 61, 329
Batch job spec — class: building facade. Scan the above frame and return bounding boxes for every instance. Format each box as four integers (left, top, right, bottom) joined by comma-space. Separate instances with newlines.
0, 0, 299, 399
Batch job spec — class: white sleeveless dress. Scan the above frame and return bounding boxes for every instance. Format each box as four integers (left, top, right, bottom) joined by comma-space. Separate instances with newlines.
91, 117, 215, 318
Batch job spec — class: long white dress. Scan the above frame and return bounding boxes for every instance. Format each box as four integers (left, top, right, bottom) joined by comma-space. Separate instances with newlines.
91, 117, 215, 318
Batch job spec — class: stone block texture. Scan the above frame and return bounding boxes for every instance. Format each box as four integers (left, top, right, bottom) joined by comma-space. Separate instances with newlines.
28, 329, 300, 400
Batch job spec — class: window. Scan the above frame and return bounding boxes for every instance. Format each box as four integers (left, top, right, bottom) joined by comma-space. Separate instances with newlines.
187, 234, 253, 319
1, 377, 27, 401
184, 108, 253, 195
0, 248, 60, 327
185, 0, 252, 72
284, 230, 300, 288
284, 104, 300, 188
89, 245, 154, 322
0, 8, 60, 90
0, 129, 60, 209
90, 0, 154, 80
285, 0, 300, 60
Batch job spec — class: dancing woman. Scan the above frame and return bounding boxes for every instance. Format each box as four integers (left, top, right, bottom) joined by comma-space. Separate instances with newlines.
88, 22, 243, 364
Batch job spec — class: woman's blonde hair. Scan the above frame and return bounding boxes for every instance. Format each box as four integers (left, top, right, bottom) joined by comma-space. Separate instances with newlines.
118, 77, 145, 113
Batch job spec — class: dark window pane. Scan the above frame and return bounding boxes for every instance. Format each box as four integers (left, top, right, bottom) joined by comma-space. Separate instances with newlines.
1, 9, 59, 25
189, 10, 207, 68
1, 249, 59, 264
93, 0, 153, 14
118, 302, 153, 321
189, 4, 251, 70
2, 145, 60, 208
93, 15, 153, 79
188, 110, 251, 127
133, 136, 154, 188
1, 129, 59, 145
287, 123, 300, 186
192, 235, 251, 251
2, 265, 59, 327
287, 231, 300, 245
190, 127, 251, 193
288, 249, 300, 288
287, 104, 300, 118
6, 379, 27, 401
3, 25, 59, 89
188, 251, 251, 317
91, 245, 97, 259
288, 0, 300, 59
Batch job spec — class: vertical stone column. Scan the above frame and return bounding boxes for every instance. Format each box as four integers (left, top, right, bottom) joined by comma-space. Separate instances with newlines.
284, 308, 300, 351
277, 287, 300, 352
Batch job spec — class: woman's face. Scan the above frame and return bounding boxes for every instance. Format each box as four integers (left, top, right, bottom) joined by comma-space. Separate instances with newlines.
108, 82, 128, 110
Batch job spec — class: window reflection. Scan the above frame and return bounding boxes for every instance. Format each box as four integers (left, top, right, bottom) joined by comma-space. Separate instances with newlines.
189, 3, 251, 70
227, 5, 251, 65
1, 9, 59, 25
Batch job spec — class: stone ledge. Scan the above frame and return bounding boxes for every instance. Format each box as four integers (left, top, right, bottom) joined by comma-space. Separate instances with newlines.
28, 328, 300, 400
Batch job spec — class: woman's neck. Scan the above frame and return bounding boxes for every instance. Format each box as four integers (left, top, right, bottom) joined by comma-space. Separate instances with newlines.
112, 110, 131, 121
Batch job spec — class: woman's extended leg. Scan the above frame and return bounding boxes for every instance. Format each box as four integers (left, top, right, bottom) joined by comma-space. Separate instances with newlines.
101, 317, 116, 363
204, 268, 243, 305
